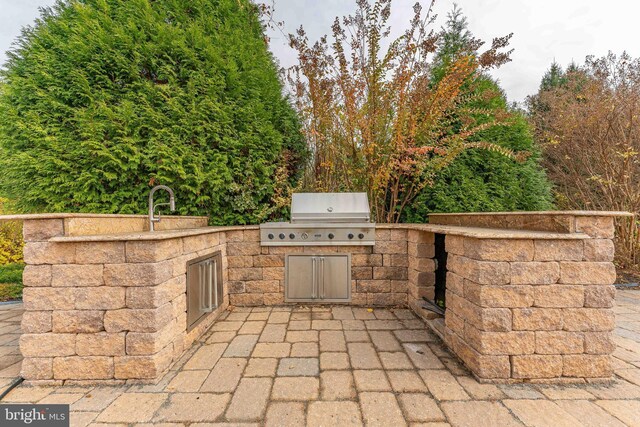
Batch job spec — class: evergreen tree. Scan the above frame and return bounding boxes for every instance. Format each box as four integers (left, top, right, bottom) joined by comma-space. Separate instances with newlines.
0, 0, 306, 224
403, 6, 553, 221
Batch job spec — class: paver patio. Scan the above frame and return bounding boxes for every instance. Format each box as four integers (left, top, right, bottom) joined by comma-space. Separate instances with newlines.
1, 290, 639, 426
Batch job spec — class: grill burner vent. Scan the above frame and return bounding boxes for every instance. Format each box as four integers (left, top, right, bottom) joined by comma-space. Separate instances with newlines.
260, 192, 375, 246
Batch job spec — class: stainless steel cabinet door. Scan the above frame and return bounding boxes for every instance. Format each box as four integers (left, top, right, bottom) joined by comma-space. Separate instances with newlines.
320, 255, 350, 300
187, 261, 204, 328
285, 255, 316, 301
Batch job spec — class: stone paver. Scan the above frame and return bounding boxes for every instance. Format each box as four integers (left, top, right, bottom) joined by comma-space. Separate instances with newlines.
3, 293, 640, 426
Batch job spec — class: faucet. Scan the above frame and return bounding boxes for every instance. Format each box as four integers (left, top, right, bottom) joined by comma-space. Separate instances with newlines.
149, 185, 176, 231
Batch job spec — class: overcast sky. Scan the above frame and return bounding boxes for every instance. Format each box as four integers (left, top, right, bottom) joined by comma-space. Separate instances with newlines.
1, 0, 640, 104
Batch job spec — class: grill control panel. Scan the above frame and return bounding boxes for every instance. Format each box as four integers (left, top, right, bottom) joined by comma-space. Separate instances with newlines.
260, 223, 375, 246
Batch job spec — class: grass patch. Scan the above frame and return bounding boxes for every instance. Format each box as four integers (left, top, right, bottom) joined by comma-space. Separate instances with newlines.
0, 263, 24, 301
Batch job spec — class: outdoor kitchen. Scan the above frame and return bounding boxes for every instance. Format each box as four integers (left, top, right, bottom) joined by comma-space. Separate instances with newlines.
2, 192, 625, 388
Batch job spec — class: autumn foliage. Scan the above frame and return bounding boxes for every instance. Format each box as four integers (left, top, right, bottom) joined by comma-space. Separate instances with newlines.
529, 52, 640, 268
287, 0, 522, 222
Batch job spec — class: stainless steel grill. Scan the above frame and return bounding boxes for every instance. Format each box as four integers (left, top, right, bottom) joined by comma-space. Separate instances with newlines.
260, 192, 375, 246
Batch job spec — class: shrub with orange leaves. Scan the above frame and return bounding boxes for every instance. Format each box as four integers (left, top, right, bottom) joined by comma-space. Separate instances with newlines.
287, 0, 520, 222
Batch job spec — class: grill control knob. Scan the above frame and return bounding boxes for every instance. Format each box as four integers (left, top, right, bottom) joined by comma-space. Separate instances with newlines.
348, 233, 354, 239
279, 233, 285, 239
289, 233, 295, 239
301, 233, 308, 240
358, 233, 365, 239
328, 233, 335, 239
268, 233, 274, 239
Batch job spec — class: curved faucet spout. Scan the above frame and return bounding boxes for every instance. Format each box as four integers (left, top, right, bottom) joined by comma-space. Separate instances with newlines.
149, 185, 176, 231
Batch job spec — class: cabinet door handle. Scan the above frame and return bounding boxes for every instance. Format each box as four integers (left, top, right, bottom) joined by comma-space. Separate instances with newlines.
212, 259, 218, 309
312, 257, 317, 299
321, 257, 325, 299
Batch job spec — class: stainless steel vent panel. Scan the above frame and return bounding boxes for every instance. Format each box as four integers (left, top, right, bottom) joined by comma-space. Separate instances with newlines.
291, 192, 370, 223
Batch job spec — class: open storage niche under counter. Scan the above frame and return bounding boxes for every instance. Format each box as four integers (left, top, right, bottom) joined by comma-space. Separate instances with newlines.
187, 251, 224, 331
285, 253, 351, 303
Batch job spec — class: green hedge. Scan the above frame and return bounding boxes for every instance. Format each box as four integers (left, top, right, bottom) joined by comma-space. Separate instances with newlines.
0, 0, 306, 224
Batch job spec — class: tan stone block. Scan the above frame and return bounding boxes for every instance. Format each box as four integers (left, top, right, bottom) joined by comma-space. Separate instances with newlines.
104, 262, 172, 287
23, 242, 75, 264
126, 320, 178, 355
373, 240, 407, 254
408, 243, 435, 258
357, 280, 390, 293
22, 219, 64, 241
125, 239, 182, 262
575, 216, 615, 238
373, 266, 408, 280
352, 254, 383, 267
243, 229, 260, 241
408, 230, 434, 243
181, 233, 220, 253
510, 262, 559, 285
512, 308, 563, 331
352, 267, 373, 279
445, 329, 511, 379
245, 280, 279, 293
563, 308, 615, 332
264, 292, 284, 305
448, 255, 510, 285
368, 293, 394, 306
534, 285, 584, 308
408, 269, 435, 287
263, 267, 284, 280
74, 242, 126, 264
21, 357, 53, 380
512, 355, 563, 378
376, 229, 391, 241
584, 332, 616, 354
563, 354, 612, 377
445, 235, 465, 255
21, 333, 76, 357
389, 229, 407, 240
446, 272, 464, 297
464, 238, 534, 261
465, 283, 533, 308
534, 240, 584, 261
22, 265, 52, 287
391, 280, 408, 293
52, 310, 104, 333
445, 310, 464, 335
535, 331, 583, 354
253, 255, 284, 267
227, 241, 261, 256
76, 332, 125, 356
21, 311, 52, 333
383, 253, 409, 267
230, 293, 264, 306
229, 268, 262, 281
559, 262, 616, 285
225, 230, 245, 242
114, 345, 173, 379
584, 285, 615, 308
126, 275, 185, 308
228, 281, 245, 294
22, 287, 74, 310
408, 256, 435, 272
53, 356, 114, 380
104, 304, 173, 333
582, 239, 614, 263
75, 286, 125, 310
227, 256, 253, 268
51, 264, 103, 287
465, 325, 534, 355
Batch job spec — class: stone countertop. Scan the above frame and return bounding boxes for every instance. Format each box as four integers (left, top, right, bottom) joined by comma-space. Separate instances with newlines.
376, 223, 590, 239
0, 213, 209, 220
428, 210, 633, 217
49, 225, 260, 242
48, 223, 589, 242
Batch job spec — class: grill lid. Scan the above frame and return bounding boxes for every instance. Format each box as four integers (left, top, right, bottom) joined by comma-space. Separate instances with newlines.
290, 192, 371, 223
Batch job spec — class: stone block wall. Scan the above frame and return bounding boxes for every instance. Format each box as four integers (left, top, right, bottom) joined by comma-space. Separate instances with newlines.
227, 227, 419, 307
20, 219, 227, 385
442, 215, 617, 382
